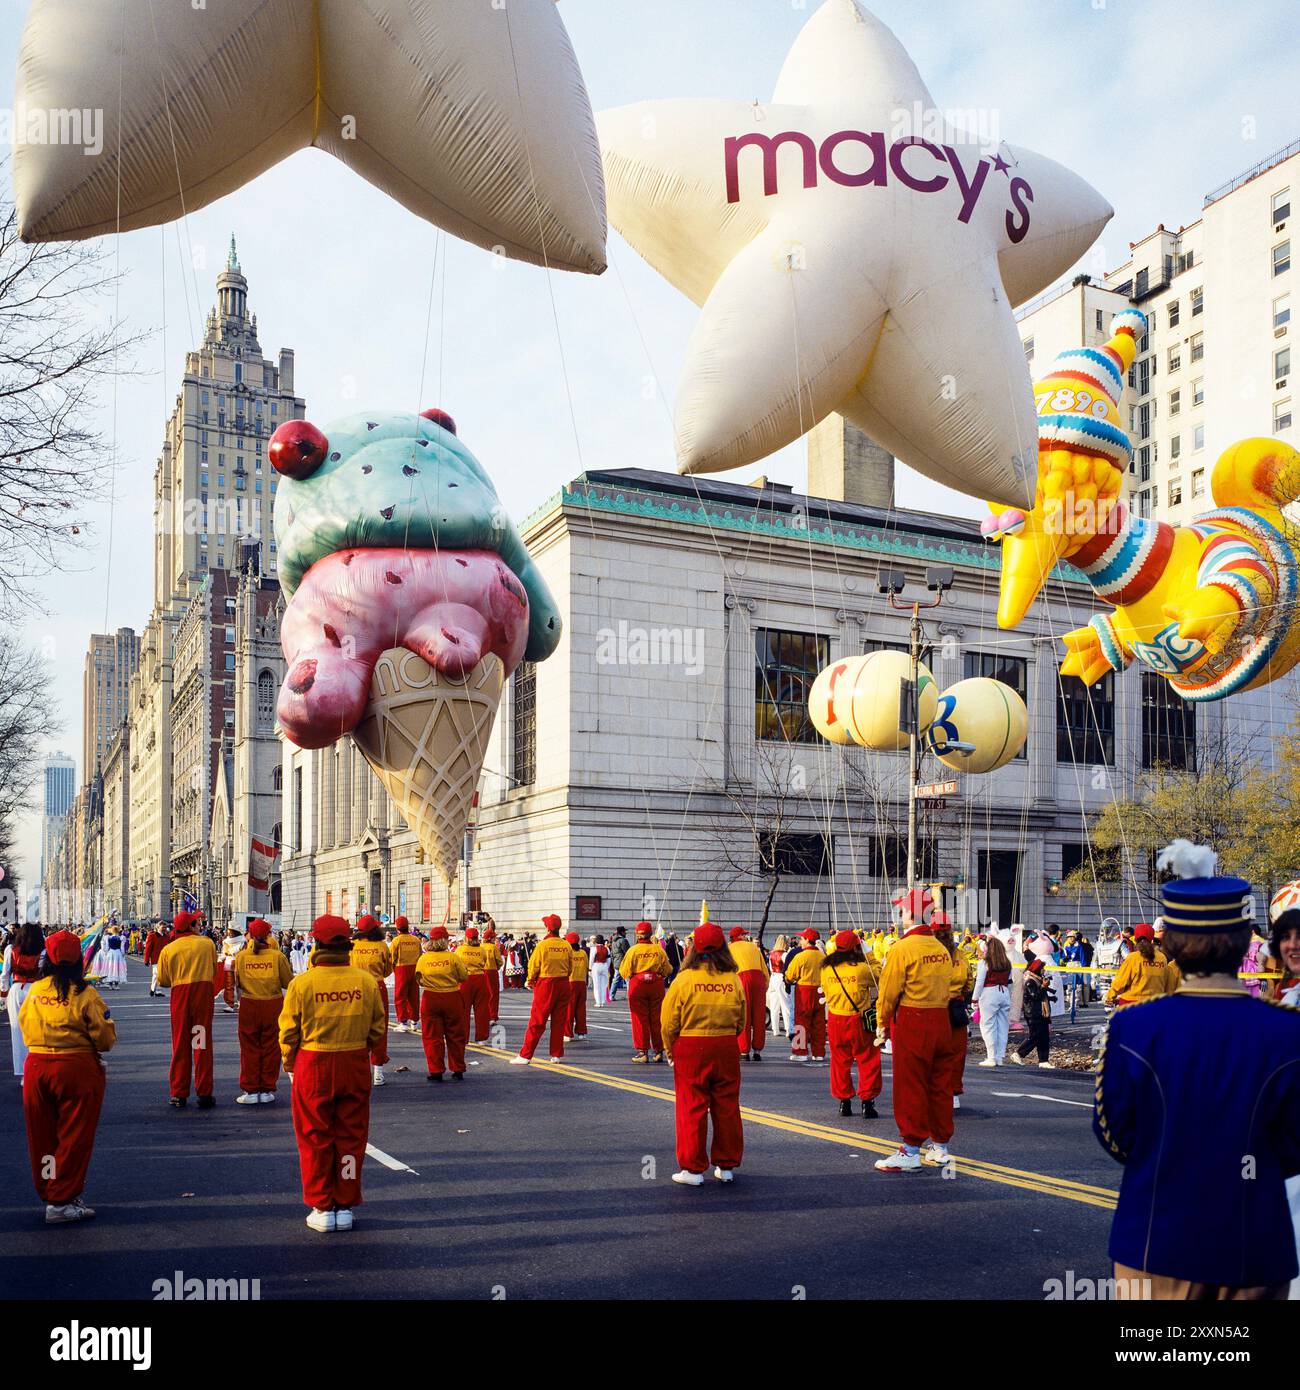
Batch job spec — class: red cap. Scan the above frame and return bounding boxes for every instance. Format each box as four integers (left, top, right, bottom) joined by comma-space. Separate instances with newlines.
542, 914, 562, 933
429, 926, 449, 941
834, 929, 858, 952
800, 929, 819, 942
482, 926, 496, 940
355, 914, 381, 935
565, 931, 580, 946
394, 916, 409, 931
635, 921, 654, 938
694, 923, 725, 951
45, 930, 82, 965
173, 910, 201, 934
930, 910, 952, 929
247, 918, 272, 941
1134, 922, 1155, 940
728, 926, 748, 942
1026, 957, 1045, 973
311, 914, 351, 944
464, 925, 480, 940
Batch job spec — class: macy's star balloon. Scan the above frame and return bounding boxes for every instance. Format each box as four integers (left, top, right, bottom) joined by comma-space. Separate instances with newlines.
598, 0, 1113, 506
14, 0, 606, 273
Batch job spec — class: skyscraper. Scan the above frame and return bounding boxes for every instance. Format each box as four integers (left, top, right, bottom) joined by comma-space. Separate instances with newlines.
82, 628, 140, 779
40, 751, 76, 901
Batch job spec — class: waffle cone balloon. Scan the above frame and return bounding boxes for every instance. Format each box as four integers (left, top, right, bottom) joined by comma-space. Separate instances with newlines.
351, 649, 504, 888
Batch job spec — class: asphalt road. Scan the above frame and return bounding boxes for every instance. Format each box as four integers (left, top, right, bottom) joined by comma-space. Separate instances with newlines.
0, 956, 1121, 1300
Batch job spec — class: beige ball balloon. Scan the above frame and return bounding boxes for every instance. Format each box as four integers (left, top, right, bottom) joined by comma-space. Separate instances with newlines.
808, 650, 937, 751
929, 677, 1028, 773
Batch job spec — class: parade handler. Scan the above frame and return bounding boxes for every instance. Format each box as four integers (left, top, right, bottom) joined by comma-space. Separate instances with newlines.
19, 931, 117, 1224
157, 910, 220, 1109
1105, 922, 1180, 1007
618, 921, 672, 1063
663, 923, 747, 1186
728, 927, 770, 1060
822, 930, 882, 1119
280, 915, 386, 1232
872, 914, 954, 1172
350, 915, 394, 1088
481, 924, 504, 1023
233, 919, 292, 1105
1094, 841, 1300, 1299
784, 928, 827, 1062
511, 914, 574, 1065
389, 917, 423, 1033
564, 932, 590, 1040
456, 924, 493, 1044
416, 926, 470, 1081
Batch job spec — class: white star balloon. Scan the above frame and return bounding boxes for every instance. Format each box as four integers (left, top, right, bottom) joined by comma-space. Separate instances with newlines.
14, 0, 606, 274
598, 0, 1113, 506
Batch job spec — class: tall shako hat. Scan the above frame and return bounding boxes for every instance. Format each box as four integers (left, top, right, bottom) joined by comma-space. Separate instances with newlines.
1157, 840, 1255, 933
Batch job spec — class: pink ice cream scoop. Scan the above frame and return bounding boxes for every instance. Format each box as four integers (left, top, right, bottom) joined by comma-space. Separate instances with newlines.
278, 548, 530, 749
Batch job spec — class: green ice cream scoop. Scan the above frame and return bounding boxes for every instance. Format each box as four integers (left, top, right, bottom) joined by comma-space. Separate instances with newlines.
271, 410, 561, 662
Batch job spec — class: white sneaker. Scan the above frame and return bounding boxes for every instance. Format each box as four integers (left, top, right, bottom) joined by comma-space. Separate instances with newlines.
45, 1198, 95, 1224
335, 1208, 354, 1231
1008, 1052, 1025, 1065
923, 1143, 951, 1165
258, 1092, 277, 1103
236, 1092, 260, 1105
713, 1167, 734, 1183
563, 1036, 573, 1043
548, 1056, 565, 1064
883, 1040, 893, 1055
1038, 1061, 1056, 1069
509, 1055, 531, 1066
874, 1148, 922, 1173
788, 1054, 805, 1063
306, 1209, 336, 1232
977, 1058, 997, 1068
953, 1096, 961, 1110
372, 1066, 385, 1087
671, 1170, 704, 1186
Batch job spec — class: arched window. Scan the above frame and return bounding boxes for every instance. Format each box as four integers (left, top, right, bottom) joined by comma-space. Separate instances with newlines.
272, 765, 283, 792
257, 670, 275, 730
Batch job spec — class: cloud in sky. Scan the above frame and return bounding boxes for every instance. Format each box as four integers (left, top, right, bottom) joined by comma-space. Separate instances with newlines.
5, 0, 1297, 888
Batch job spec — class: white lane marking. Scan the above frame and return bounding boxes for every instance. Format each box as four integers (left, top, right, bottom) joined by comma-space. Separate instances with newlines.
366, 1143, 420, 1175
990, 1090, 1092, 1109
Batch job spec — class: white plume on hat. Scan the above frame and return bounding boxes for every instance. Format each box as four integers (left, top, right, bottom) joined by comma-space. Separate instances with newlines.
1156, 840, 1218, 881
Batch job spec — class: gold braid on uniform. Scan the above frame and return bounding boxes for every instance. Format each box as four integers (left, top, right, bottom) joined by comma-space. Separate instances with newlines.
1093, 997, 1161, 1160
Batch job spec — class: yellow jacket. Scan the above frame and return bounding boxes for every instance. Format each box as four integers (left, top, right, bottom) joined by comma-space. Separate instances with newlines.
662, 969, 747, 1050
528, 935, 575, 984
416, 948, 469, 993
569, 949, 589, 984
234, 945, 292, 999
456, 942, 487, 975
728, 939, 770, 977
821, 956, 879, 1016
482, 941, 503, 972
1106, 949, 1181, 1005
947, 953, 974, 1001
784, 948, 823, 988
350, 939, 393, 982
875, 929, 951, 1027
390, 933, 423, 968
157, 932, 217, 988
619, 941, 671, 981
279, 965, 385, 1067
20, 981, 117, 1055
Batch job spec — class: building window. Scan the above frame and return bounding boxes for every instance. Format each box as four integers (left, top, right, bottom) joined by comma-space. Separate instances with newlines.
1138, 402, 1151, 439
963, 651, 1028, 759
1191, 468, 1206, 497
1023, 336, 1034, 362
1095, 309, 1105, 332
865, 833, 940, 882
1168, 345, 1181, 373
1136, 488, 1153, 518
1168, 477, 1183, 507
1189, 332, 1204, 364
1194, 423, 1205, 451
1142, 671, 1196, 769
293, 765, 303, 853
1137, 356, 1151, 396
1192, 377, 1205, 408
1275, 294, 1291, 330
1168, 388, 1180, 417
325, 891, 333, 915
1274, 240, 1291, 277
1138, 446, 1151, 482
1276, 346, 1291, 384
758, 832, 831, 878
272, 765, 283, 792
1061, 842, 1121, 883
1274, 188, 1291, 225
1275, 399, 1293, 432
257, 671, 276, 731
1190, 286, 1204, 316
756, 629, 829, 744
511, 661, 536, 788
1167, 301, 1180, 329
1056, 668, 1113, 765
1170, 434, 1181, 461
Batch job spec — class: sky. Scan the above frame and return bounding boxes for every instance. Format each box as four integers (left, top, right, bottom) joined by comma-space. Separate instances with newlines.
5, 0, 1299, 890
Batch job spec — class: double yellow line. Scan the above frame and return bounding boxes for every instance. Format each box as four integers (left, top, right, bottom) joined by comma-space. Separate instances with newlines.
469, 1045, 1118, 1212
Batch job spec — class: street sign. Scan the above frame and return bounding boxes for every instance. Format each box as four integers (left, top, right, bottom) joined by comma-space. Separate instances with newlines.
916, 779, 958, 799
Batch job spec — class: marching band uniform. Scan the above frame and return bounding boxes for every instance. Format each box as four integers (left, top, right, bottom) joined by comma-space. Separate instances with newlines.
156, 911, 219, 1108
455, 926, 492, 1044
350, 915, 393, 1087
822, 930, 882, 1117
1105, 924, 1181, 1006
619, 922, 672, 1063
290, 934, 311, 975
727, 927, 770, 1059
565, 932, 589, 1040
481, 926, 503, 1022
416, 926, 470, 1079
784, 929, 826, 1063
389, 917, 423, 1033
279, 915, 385, 1232
663, 923, 747, 1184
873, 919, 953, 1171
233, 919, 292, 1104
1095, 862, 1300, 1298
512, 915, 574, 1065
19, 931, 116, 1223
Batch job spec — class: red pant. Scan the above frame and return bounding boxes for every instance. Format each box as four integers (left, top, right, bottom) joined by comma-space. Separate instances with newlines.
370, 982, 389, 1065
169, 981, 215, 1099
238, 995, 284, 1093
672, 1036, 743, 1173
889, 1005, 953, 1146
23, 1052, 106, 1204
460, 973, 491, 1043
421, 990, 467, 1074
393, 964, 419, 1025
628, 974, 665, 1053
793, 984, 826, 1059
569, 979, 587, 1036
828, 1012, 882, 1100
937, 1024, 968, 1098
289, 1047, 371, 1211
485, 967, 500, 1022
737, 969, 767, 1053
222, 963, 236, 1007
520, 976, 569, 1059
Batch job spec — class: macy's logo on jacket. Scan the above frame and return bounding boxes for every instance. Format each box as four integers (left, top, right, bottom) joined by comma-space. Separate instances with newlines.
313, 988, 363, 1004
691, 981, 737, 995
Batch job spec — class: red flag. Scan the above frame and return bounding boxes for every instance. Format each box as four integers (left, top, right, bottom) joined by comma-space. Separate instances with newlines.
248, 836, 280, 891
